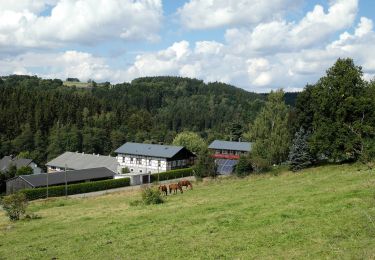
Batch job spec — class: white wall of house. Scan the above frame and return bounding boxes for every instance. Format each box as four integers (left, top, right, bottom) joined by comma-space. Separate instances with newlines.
116, 154, 189, 174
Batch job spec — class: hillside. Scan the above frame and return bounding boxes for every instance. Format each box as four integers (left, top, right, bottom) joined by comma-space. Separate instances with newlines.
0, 75, 266, 165
1, 164, 374, 259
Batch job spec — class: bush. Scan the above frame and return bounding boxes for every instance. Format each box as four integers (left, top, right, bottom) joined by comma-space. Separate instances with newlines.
16, 166, 33, 176
121, 167, 130, 174
150, 168, 193, 182
249, 155, 270, 173
141, 187, 164, 205
1, 193, 28, 221
235, 156, 253, 177
20, 178, 130, 201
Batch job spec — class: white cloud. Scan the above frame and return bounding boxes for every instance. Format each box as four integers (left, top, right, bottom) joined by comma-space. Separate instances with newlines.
225, 0, 359, 54
177, 0, 301, 30
0, 0, 163, 50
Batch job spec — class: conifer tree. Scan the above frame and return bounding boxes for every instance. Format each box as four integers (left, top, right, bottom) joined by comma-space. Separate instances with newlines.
288, 128, 313, 171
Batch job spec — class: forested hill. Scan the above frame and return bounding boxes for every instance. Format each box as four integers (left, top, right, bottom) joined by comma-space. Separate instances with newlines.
0, 75, 269, 165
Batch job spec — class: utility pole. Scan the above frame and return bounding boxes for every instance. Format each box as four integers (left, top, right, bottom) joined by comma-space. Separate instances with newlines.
46, 170, 49, 199
64, 164, 68, 198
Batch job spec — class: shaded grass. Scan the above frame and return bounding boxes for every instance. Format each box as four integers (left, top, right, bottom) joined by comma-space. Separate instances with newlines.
1, 164, 375, 259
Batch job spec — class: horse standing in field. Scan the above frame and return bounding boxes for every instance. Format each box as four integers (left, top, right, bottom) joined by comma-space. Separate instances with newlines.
158, 185, 168, 196
169, 183, 183, 194
178, 180, 193, 190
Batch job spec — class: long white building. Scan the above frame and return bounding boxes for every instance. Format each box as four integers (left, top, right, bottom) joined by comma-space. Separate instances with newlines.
115, 142, 195, 185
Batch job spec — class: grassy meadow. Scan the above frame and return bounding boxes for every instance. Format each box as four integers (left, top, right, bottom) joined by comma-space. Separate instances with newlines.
1, 164, 375, 259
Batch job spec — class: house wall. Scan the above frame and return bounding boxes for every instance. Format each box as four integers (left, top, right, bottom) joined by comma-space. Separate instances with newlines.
210, 149, 248, 159
116, 154, 192, 174
6, 178, 33, 195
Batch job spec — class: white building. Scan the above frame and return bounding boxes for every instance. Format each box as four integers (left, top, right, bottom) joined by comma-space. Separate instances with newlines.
115, 142, 195, 185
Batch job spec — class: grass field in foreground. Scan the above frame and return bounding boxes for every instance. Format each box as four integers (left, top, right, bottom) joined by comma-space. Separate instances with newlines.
1, 164, 375, 259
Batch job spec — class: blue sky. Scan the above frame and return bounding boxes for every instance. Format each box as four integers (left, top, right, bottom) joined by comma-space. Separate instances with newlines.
0, 0, 374, 92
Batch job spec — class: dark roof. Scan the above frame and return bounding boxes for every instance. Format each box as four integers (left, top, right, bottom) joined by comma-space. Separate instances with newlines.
208, 140, 252, 152
46, 152, 118, 172
0, 156, 33, 171
13, 167, 115, 187
115, 142, 185, 158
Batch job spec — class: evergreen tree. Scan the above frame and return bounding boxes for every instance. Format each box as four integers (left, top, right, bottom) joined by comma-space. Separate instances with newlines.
288, 128, 313, 172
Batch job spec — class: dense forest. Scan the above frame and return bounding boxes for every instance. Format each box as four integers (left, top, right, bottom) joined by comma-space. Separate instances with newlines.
0, 75, 267, 165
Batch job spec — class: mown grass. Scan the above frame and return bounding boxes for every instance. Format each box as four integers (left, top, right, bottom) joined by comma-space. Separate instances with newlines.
1, 164, 375, 259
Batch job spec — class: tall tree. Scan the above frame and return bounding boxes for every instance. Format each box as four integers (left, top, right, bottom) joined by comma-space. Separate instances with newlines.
303, 58, 373, 161
245, 90, 291, 165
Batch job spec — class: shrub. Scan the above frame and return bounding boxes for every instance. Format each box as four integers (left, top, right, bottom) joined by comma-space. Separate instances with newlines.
1, 193, 28, 221
141, 187, 164, 205
16, 166, 33, 176
20, 178, 130, 201
235, 156, 252, 177
193, 148, 217, 178
121, 167, 130, 174
150, 168, 193, 182
249, 155, 270, 173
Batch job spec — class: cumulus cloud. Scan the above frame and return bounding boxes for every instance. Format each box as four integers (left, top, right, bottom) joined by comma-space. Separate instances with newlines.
224, 0, 359, 54
1, 0, 374, 93
177, 0, 301, 30
0, 0, 163, 50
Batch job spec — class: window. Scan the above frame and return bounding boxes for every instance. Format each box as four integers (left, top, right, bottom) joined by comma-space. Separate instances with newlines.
130, 157, 134, 164
158, 160, 161, 167
122, 157, 125, 163
136, 158, 142, 165
148, 159, 152, 166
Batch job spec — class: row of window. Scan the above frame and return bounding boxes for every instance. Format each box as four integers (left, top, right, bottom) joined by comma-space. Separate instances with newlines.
214, 149, 246, 155
120, 157, 187, 167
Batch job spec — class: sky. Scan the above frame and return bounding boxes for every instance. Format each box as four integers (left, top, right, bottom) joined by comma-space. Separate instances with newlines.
0, 0, 375, 92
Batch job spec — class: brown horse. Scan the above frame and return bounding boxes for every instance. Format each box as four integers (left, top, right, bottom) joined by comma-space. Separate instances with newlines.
169, 183, 183, 194
178, 180, 193, 190
158, 185, 168, 196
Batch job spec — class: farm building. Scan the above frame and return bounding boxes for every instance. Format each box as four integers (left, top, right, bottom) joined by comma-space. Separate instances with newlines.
208, 140, 252, 174
0, 156, 42, 174
6, 167, 115, 194
115, 142, 196, 185
46, 152, 118, 173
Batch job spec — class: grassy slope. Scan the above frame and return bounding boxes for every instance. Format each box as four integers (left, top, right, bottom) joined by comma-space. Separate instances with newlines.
1, 164, 375, 259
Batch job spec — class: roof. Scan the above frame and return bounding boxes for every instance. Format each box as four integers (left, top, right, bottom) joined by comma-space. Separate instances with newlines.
14, 167, 115, 187
46, 152, 118, 173
0, 156, 33, 171
115, 142, 185, 158
208, 140, 252, 152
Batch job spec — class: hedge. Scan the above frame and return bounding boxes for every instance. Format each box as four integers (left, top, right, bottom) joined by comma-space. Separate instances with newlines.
20, 177, 130, 201
150, 168, 193, 182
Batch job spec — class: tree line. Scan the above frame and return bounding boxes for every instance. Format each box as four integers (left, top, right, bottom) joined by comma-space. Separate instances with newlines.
0, 75, 265, 168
